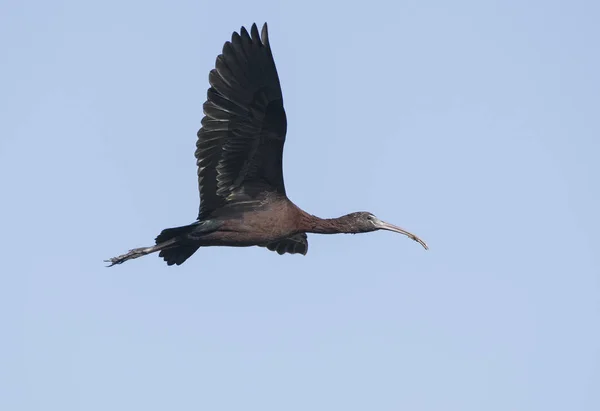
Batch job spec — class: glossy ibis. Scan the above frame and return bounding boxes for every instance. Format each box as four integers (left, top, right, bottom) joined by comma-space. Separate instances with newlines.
106, 23, 427, 267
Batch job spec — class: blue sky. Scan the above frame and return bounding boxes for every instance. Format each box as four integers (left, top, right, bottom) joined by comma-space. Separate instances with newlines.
1, 0, 599, 410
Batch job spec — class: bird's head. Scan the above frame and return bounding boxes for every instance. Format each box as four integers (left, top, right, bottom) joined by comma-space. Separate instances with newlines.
344, 212, 428, 250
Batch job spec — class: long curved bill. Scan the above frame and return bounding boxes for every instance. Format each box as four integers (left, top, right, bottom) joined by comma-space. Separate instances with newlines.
375, 219, 429, 250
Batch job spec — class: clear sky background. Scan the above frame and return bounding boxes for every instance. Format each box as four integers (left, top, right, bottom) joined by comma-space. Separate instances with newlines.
1, 0, 598, 410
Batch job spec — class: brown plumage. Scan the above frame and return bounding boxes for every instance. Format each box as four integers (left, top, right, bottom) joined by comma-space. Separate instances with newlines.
106, 23, 427, 267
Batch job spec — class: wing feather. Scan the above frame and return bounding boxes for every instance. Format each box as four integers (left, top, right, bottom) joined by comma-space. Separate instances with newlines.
195, 22, 287, 219
262, 233, 308, 256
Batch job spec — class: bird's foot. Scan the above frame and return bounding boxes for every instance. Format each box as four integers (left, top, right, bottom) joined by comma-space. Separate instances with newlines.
104, 247, 151, 267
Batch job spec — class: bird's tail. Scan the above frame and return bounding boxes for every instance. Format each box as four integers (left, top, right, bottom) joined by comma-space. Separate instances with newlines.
105, 223, 199, 267
155, 224, 200, 266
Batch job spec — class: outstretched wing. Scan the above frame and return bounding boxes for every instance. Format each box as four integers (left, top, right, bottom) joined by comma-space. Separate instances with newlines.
262, 233, 308, 255
195, 23, 288, 219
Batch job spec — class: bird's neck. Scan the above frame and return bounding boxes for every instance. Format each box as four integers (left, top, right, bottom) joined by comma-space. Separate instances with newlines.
300, 213, 355, 234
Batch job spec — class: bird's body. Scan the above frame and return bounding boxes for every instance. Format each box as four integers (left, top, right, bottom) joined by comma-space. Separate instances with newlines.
187, 192, 305, 248
106, 23, 427, 267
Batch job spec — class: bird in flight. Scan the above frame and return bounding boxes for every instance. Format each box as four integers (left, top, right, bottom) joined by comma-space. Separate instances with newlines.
106, 22, 427, 267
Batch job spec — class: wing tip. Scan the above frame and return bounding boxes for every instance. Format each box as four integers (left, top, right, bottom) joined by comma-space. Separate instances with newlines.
230, 22, 270, 47
261, 22, 269, 46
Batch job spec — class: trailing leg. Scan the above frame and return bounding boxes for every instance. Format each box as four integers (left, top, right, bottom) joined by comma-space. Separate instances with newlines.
105, 220, 219, 267
105, 238, 178, 266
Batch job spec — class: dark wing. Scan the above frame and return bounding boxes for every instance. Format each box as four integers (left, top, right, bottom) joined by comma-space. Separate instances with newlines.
196, 23, 288, 219
262, 233, 308, 255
